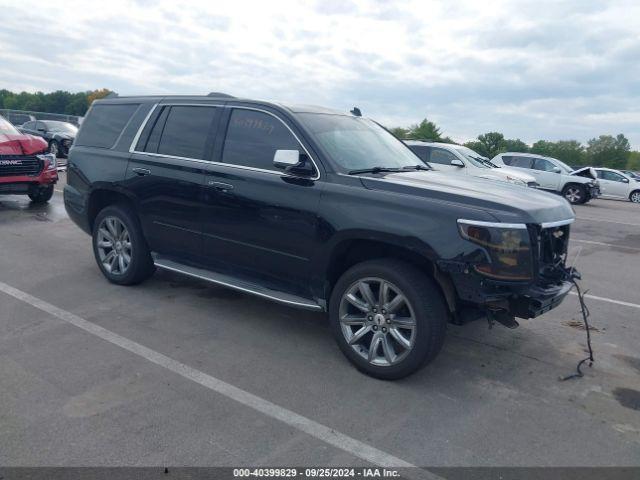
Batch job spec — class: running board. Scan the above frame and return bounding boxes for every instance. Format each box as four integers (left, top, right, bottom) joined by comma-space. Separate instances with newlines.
153, 256, 323, 311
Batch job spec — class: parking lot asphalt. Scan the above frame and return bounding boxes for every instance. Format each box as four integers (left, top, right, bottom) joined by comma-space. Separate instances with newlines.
1, 174, 639, 468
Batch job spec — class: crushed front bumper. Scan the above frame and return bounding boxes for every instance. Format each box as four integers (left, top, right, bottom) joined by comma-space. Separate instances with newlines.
507, 281, 573, 318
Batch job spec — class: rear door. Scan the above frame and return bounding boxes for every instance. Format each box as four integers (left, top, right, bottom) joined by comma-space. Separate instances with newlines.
125, 103, 222, 262
200, 106, 323, 293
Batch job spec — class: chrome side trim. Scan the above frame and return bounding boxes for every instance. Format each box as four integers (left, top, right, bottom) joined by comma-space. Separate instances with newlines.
540, 218, 575, 228
154, 258, 323, 311
128, 103, 321, 181
457, 219, 528, 229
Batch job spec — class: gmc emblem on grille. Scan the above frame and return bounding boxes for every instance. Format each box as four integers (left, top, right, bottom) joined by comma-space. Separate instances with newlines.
0, 160, 22, 166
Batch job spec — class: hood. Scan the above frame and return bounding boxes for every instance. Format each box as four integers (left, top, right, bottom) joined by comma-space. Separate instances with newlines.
571, 167, 597, 180
359, 171, 575, 225
482, 166, 536, 183
0, 133, 48, 156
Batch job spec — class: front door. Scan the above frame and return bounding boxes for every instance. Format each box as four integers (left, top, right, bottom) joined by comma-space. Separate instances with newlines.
531, 157, 561, 190
598, 170, 629, 198
200, 107, 323, 294
125, 104, 221, 262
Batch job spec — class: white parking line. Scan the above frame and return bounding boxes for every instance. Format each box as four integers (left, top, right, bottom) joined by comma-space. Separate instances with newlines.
569, 291, 640, 309
0, 281, 433, 473
571, 239, 640, 251
576, 217, 640, 227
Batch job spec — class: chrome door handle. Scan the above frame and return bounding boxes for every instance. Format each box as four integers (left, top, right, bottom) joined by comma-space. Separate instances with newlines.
132, 167, 151, 176
207, 180, 234, 192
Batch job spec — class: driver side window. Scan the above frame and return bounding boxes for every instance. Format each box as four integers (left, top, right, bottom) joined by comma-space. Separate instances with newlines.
428, 148, 459, 165
532, 158, 556, 172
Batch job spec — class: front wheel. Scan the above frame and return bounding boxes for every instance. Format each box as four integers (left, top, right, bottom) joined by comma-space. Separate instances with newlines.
48, 140, 60, 157
28, 184, 54, 204
329, 259, 447, 380
562, 184, 586, 204
630, 191, 640, 203
92, 204, 155, 285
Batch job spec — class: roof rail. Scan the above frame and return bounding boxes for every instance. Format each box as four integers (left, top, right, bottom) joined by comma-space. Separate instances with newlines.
207, 92, 235, 98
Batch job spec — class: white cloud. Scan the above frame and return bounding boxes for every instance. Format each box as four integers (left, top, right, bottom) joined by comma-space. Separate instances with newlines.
0, 0, 639, 147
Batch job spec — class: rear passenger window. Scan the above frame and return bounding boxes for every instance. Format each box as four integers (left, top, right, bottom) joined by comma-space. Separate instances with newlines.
408, 145, 428, 162
222, 109, 299, 170
158, 106, 217, 160
76, 104, 139, 148
506, 156, 533, 169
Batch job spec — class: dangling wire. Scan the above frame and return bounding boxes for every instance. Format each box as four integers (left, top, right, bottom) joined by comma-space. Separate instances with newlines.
560, 270, 594, 381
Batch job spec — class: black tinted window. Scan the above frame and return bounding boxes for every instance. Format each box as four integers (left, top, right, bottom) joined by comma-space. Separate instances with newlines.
428, 148, 458, 165
408, 145, 428, 162
222, 109, 299, 170
601, 170, 625, 182
156, 106, 218, 160
76, 104, 138, 148
505, 156, 533, 168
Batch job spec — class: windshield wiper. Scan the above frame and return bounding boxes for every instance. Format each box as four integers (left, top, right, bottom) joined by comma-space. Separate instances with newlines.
402, 164, 432, 171
347, 166, 405, 175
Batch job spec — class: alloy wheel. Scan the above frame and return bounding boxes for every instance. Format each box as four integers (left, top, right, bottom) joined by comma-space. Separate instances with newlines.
96, 216, 132, 275
631, 192, 640, 203
338, 277, 416, 367
565, 187, 582, 203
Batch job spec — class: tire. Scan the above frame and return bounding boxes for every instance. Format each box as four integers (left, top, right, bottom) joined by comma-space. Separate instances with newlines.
329, 259, 447, 380
562, 184, 586, 204
92, 204, 155, 285
630, 190, 640, 203
48, 140, 60, 158
28, 184, 54, 204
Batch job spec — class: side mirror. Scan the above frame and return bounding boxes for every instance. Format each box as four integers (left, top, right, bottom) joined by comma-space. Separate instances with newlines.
623, 178, 630, 183
450, 159, 464, 167
273, 149, 315, 177
552, 166, 561, 173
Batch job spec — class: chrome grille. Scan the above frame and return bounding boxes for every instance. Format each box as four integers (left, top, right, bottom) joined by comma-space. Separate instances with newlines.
0, 155, 43, 176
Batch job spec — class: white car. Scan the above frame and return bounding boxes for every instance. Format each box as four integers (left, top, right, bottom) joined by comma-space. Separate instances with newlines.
405, 141, 538, 188
595, 168, 640, 203
491, 152, 600, 204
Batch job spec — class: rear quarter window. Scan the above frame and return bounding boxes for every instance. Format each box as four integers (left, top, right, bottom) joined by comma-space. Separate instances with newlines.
75, 103, 139, 149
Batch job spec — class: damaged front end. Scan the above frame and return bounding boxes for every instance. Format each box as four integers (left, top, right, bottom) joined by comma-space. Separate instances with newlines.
439, 218, 576, 328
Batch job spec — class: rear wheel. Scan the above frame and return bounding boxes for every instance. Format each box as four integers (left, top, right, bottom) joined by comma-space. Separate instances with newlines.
28, 184, 54, 204
562, 184, 586, 204
329, 259, 447, 380
92, 204, 155, 285
630, 191, 640, 203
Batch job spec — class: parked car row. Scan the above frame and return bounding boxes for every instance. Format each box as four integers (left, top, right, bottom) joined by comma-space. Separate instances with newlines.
18, 120, 78, 158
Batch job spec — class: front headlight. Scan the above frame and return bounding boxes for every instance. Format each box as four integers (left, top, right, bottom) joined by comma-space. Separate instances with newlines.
458, 219, 533, 281
37, 153, 57, 170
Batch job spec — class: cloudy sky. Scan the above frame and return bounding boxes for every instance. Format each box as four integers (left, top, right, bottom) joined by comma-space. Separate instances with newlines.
1, 0, 639, 147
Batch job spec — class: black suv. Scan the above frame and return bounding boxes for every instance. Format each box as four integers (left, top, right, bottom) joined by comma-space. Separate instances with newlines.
65, 95, 576, 379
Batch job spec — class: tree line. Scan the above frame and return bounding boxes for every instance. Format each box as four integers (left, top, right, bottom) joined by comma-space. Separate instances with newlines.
390, 119, 640, 171
0, 89, 113, 117
1, 89, 638, 171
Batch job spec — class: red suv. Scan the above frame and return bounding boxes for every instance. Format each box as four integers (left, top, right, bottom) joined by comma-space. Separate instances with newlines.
0, 115, 58, 203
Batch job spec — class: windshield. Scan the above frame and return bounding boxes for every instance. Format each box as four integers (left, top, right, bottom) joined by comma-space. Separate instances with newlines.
554, 159, 574, 173
298, 114, 426, 171
453, 145, 492, 168
0, 116, 20, 135
42, 121, 78, 134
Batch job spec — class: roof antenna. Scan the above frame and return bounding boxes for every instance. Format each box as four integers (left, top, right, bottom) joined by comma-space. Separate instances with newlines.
350, 107, 362, 117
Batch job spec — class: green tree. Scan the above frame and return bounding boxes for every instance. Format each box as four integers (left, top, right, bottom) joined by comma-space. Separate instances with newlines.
473, 132, 505, 158
586, 134, 630, 169
0, 88, 116, 116
503, 138, 529, 153
388, 126, 409, 139
627, 151, 640, 171
406, 119, 443, 141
